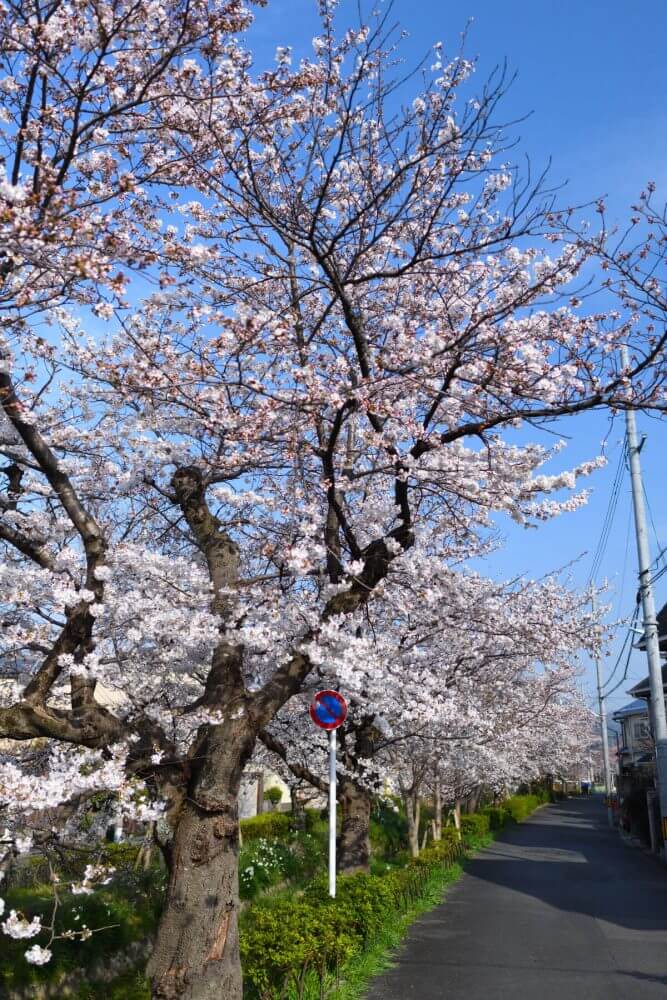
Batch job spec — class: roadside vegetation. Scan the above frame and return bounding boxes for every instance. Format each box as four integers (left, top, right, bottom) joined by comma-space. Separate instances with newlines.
0, 791, 556, 998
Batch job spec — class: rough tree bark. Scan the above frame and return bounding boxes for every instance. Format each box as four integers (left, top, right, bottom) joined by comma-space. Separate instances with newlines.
146, 467, 259, 1000
147, 722, 256, 1000
404, 791, 421, 859
338, 778, 372, 874
453, 799, 462, 839
431, 773, 442, 842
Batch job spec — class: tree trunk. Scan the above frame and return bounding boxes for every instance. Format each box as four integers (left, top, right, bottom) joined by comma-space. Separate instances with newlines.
290, 784, 306, 831
405, 792, 421, 859
453, 799, 462, 840
466, 786, 482, 813
147, 724, 254, 1000
432, 775, 442, 841
338, 779, 372, 874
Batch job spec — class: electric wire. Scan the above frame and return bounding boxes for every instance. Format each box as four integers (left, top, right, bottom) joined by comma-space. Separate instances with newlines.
587, 443, 626, 589
588, 444, 629, 714
614, 501, 633, 620
601, 602, 640, 695
644, 483, 667, 573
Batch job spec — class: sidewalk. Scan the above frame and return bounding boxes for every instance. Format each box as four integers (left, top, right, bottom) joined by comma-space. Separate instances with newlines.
366, 796, 667, 999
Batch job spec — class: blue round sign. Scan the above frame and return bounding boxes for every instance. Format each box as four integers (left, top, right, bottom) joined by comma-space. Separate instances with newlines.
309, 690, 347, 731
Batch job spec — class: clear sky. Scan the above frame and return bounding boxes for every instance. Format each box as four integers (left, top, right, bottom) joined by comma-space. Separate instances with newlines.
247, 0, 667, 714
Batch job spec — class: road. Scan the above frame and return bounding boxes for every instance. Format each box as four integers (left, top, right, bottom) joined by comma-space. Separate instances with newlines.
367, 795, 667, 999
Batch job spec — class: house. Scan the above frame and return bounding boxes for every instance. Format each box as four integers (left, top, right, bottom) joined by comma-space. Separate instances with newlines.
612, 699, 653, 770
636, 601, 667, 657
628, 661, 667, 701
619, 600, 667, 763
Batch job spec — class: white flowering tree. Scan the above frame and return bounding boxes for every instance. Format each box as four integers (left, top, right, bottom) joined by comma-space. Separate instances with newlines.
261, 568, 598, 866
0, 3, 664, 997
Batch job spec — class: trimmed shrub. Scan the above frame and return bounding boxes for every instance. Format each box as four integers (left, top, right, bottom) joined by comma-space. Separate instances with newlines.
241, 896, 360, 999
460, 812, 490, 839
482, 806, 512, 831
240, 812, 291, 843
505, 795, 539, 822
263, 786, 283, 807
243, 846, 464, 998
460, 793, 546, 837
413, 833, 462, 870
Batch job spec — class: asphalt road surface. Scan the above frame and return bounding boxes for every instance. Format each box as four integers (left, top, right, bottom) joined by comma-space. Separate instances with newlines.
367, 796, 667, 999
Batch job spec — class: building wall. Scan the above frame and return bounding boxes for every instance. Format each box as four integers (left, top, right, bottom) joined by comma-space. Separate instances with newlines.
616, 708, 652, 765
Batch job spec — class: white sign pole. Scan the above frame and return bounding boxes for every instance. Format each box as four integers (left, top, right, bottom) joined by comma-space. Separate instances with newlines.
329, 728, 336, 898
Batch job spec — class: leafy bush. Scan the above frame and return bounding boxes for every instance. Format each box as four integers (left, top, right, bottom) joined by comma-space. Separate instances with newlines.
505, 794, 540, 822
460, 812, 491, 839
314, 873, 396, 941
481, 806, 512, 830
370, 799, 409, 857
430, 828, 462, 855
238, 838, 297, 900
412, 833, 463, 870
240, 812, 291, 843
241, 896, 360, 999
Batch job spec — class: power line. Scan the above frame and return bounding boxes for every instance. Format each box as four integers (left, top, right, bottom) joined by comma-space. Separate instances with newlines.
601, 601, 641, 694
602, 617, 638, 699
587, 443, 626, 588
614, 501, 633, 620
644, 482, 667, 575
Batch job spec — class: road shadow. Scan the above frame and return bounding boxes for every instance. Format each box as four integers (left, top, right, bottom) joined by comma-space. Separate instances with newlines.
463, 796, 667, 932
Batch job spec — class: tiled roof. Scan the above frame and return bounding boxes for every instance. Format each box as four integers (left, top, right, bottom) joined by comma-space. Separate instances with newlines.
612, 698, 649, 719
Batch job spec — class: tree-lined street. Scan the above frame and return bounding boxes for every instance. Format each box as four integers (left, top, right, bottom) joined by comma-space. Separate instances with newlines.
0, 1, 665, 996
369, 796, 667, 999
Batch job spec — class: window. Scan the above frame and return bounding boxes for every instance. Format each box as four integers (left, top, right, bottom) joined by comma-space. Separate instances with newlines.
633, 720, 650, 740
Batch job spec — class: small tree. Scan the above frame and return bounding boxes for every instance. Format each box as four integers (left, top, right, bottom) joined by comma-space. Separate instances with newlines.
263, 786, 283, 810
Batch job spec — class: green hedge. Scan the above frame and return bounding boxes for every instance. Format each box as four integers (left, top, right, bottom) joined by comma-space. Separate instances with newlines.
411, 829, 462, 868
241, 844, 464, 999
481, 806, 512, 831
460, 812, 490, 838
240, 812, 292, 843
462, 791, 547, 838
504, 794, 540, 822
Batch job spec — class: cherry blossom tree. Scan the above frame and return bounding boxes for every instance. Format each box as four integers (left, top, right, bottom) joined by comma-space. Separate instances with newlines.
260, 568, 600, 868
557, 183, 667, 364
0, 4, 664, 998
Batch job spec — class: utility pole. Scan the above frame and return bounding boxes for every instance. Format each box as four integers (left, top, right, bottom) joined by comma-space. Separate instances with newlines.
622, 345, 667, 849
592, 589, 614, 827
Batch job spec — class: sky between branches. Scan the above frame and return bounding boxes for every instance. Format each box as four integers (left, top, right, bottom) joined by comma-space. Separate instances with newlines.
247, 0, 667, 715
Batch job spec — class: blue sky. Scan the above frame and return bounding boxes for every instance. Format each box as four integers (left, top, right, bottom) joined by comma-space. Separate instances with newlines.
247, 0, 667, 713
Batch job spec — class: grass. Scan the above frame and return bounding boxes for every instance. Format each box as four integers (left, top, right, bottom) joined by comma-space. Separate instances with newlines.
73, 968, 149, 1000
0, 868, 161, 995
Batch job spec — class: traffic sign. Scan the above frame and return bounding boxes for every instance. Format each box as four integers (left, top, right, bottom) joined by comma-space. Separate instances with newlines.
308, 689, 347, 898
309, 689, 347, 731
